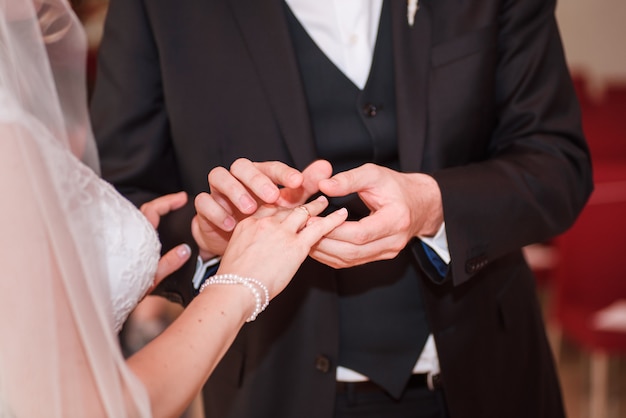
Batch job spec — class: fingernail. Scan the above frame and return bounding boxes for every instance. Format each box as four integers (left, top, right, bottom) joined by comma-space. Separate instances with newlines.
223, 217, 236, 231
239, 195, 256, 212
177, 244, 191, 258
288, 172, 301, 184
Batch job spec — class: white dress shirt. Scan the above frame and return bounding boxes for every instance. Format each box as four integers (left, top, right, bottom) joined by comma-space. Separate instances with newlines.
285, 0, 448, 381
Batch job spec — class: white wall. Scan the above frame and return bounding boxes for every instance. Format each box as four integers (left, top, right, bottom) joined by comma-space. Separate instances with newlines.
556, 0, 626, 98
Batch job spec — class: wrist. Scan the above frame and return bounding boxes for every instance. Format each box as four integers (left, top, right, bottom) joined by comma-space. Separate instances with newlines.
199, 274, 270, 322
407, 173, 444, 237
196, 283, 256, 325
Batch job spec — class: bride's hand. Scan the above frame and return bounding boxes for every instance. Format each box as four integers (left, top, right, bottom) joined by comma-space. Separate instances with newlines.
140, 191, 192, 292
217, 195, 348, 299
140, 191, 188, 229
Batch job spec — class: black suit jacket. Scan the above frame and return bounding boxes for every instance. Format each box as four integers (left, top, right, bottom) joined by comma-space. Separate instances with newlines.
91, 0, 592, 417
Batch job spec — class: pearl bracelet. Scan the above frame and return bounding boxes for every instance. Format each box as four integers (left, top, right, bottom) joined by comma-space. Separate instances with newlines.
199, 273, 270, 322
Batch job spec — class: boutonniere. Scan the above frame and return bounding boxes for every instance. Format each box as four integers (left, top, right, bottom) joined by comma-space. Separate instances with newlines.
407, 0, 419, 27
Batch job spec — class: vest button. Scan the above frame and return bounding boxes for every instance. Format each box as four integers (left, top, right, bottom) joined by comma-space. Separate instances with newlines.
362, 103, 381, 117
314, 355, 331, 373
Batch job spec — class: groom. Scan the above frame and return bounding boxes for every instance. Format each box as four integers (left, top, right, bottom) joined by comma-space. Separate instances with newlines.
91, 0, 592, 417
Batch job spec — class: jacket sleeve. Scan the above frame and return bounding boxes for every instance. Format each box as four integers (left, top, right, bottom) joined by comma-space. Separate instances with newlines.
430, 0, 593, 286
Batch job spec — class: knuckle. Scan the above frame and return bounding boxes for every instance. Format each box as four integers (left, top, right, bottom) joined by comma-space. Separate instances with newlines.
343, 247, 361, 263
353, 230, 370, 245
396, 216, 411, 231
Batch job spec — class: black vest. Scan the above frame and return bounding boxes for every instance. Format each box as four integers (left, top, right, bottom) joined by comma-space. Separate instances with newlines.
285, 1, 430, 399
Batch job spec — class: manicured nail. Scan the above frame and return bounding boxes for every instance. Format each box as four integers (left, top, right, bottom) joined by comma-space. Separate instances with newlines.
177, 244, 191, 258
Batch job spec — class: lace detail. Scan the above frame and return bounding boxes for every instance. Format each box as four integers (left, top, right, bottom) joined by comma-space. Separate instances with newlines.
89, 175, 161, 333
61, 154, 161, 333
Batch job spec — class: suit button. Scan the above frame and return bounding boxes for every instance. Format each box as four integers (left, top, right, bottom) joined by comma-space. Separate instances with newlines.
362, 103, 381, 117
314, 355, 331, 373
465, 255, 488, 274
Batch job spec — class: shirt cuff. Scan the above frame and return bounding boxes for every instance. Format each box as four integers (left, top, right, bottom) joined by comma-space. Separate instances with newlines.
192, 255, 221, 291
419, 222, 450, 264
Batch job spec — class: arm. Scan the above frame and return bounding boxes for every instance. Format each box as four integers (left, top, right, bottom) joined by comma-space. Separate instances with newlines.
126, 196, 347, 418
0, 126, 346, 417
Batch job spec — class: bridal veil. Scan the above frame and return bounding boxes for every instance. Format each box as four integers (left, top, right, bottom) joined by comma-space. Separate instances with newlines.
0, 0, 151, 416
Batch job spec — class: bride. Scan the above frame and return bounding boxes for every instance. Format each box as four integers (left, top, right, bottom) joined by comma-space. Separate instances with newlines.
0, 1, 347, 417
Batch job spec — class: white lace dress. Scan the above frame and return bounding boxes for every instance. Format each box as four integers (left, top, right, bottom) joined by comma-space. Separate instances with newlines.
63, 154, 161, 332
91, 173, 161, 333
37, 121, 161, 333
64, 153, 161, 332
78, 172, 161, 332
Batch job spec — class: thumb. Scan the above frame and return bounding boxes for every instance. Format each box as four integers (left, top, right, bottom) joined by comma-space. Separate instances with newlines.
279, 160, 333, 205
301, 159, 333, 192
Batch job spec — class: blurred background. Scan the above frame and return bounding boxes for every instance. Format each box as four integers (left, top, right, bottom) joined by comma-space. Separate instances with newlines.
71, 1, 626, 417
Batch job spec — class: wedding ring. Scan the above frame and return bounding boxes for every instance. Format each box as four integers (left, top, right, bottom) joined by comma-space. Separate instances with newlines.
296, 205, 311, 219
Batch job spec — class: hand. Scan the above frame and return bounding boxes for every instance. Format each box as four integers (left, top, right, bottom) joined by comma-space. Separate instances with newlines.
312, 163, 444, 268
217, 195, 348, 299
192, 159, 333, 259
140, 192, 193, 293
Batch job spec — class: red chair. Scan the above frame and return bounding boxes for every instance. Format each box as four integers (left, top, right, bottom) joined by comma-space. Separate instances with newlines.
551, 161, 626, 418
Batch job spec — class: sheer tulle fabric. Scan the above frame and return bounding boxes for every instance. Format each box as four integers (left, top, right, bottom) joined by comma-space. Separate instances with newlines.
0, 1, 151, 416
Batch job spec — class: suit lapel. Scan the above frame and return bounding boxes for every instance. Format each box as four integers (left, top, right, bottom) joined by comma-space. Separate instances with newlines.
227, 0, 431, 173
390, 1, 431, 173
227, 0, 317, 170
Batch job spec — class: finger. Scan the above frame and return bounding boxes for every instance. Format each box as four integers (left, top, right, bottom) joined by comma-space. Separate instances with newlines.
324, 208, 405, 244
318, 163, 378, 197
208, 165, 258, 214
253, 160, 304, 189
191, 215, 231, 259
302, 159, 333, 190
298, 207, 349, 246
231, 158, 303, 204
282, 195, 328, 230
140, 191, 187, 218
310, 234, 399, 268
150, 244, 192, 292
278, 159, 333, 206
195, 192, 237, 232
321, 218, 381, 244
140, 191, 188, 228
